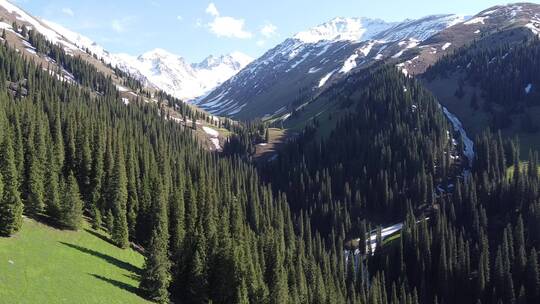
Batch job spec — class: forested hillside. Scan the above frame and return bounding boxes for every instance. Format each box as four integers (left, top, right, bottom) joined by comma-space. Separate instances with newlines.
0, 28, 351, 303
255, 65, 540, 303
1, 3, 540, 304
424, 34, 540, 154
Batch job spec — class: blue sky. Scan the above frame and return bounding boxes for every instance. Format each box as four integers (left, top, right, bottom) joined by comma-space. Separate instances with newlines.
12, 0, 540, 62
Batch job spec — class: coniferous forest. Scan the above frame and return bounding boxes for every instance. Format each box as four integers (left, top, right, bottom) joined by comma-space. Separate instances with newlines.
1, 7, 540, 304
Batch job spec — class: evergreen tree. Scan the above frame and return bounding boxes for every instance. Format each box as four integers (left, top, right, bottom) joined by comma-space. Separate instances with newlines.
111, 143, 129, 248
140, 178, 171, 303
61, 172, 84, 230
0, 129, 23, 236
44, 144, 61, 220
26, 120, 46, 216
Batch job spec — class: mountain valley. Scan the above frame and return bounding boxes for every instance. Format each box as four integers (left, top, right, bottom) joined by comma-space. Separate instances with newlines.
0, 1, 540, 304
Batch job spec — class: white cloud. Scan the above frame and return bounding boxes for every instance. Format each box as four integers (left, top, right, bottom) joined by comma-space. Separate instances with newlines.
260, 23, 277, 38
61, 7, 74, 17
205, 3, 252, 39
206, 3, 220, 17
256, 40, 266, 47
111, 17, 135, 33
208, 17, 252, 39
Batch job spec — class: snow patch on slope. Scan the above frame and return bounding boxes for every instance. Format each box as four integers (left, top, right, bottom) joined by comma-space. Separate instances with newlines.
339, 53, 359, 73
202, 126, 221, 150
441, 42, 452, 50
525, 83, 533, 94
319, 70, 336, 87
443, 107, 475, 166
465, 16, 489, 25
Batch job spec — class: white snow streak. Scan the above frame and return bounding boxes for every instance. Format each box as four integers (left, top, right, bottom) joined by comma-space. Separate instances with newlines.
318, 70, 336, 87
339, 53, 359, 73
441, 42, 452, 50
525, 83, 533, 94
442, 107, 475, 166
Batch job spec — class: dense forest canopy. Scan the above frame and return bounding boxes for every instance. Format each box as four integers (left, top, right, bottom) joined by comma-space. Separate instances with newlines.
0, 16, 539, 304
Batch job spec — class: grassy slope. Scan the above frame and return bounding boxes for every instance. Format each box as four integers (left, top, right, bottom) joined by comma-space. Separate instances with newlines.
0, 218, 149, 304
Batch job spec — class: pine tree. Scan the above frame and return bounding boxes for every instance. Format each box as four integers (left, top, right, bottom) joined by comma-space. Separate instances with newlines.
44, 144, 61, 221
111, 143, 129, 248
106, 208, 114, 234
89, 131, 104, 229
527, 248, 539, 303
26, 121, 46, 216
126, 143, 139, 240
0, 129, 23, 236
61, 172, 84, 230
140, 178, 171, 303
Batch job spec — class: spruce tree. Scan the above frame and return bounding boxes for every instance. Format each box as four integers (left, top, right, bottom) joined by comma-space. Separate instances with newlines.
61, 172, 84, 230
111, 144, 129, 248
44, 144, 61, 221
106, 208, 114, 234
26, 121, 46, 216
89, 130, 104, 229
0, 130, 23, 236
140, 178, 171, 303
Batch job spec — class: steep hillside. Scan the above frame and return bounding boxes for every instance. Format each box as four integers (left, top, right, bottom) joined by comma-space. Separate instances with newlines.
0, 218, 148, 304
419, 4, 540, 156
196, 14, 465, 120
0, 1, 251, 103
263, 3, 540, 137
0, 10, 357, 303
0, 0, 234, 152
399, 2, 540, 75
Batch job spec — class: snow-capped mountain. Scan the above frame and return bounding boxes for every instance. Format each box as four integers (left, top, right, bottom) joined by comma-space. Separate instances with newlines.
41, 19, 112, 61
293, 17, 396, 43
0, 0, 252, 102
42, 21, 253, 101
397, 3, 540, 76
111, 50, 252, 101
196, 14, 466, 119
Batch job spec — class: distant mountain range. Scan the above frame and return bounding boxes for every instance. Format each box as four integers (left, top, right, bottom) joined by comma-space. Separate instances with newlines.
194, 14, 466, 119
0, 0, 253, 101
3, 0, 540, 124
40, 20, 253, 101
110, 49, 252, 101
197, 3, 540, 121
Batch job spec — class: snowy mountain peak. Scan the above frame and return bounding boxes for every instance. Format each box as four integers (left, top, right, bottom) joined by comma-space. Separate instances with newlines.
139, 48, 181, 60
196, 52, 253, 70
374, 14, 467, 42
293, 17, 395, 43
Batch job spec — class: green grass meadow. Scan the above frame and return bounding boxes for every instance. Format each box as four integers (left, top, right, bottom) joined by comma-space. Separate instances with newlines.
0, 218, 150, 304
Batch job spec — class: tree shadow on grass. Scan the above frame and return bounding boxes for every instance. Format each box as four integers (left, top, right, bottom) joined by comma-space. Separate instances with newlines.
124, 273, 141, 281
60, 242, 141, 275
84, 228, 116, 246
89, 273, 142, 297
31, 214, 66, 230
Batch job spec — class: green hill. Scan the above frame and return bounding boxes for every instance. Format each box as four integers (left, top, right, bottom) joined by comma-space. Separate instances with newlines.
0, 218, 149, 304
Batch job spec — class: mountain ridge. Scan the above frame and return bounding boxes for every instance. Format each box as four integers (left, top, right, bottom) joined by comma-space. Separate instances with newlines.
40, 20, 253, 101
0, 0, 252, 102
196, 13, 468, 119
